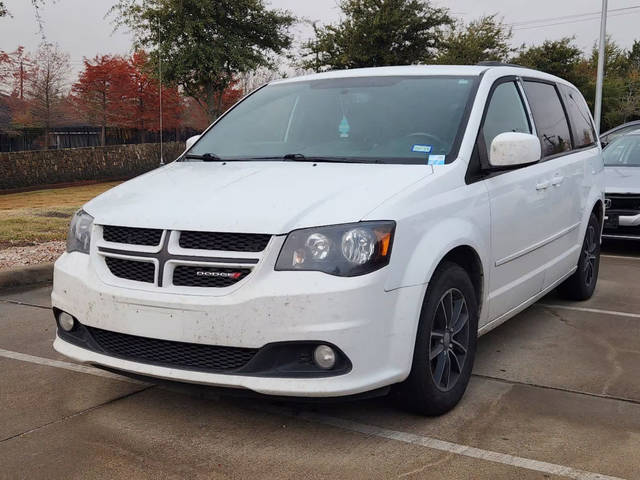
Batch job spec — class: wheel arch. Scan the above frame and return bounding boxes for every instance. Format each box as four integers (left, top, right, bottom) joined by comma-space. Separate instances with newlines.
592, 199, 604, 230
433, 245, 485, 319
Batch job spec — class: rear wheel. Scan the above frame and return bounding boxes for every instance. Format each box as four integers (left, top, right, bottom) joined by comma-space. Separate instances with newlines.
558, 213, 601, 301
395, 262, 478, 416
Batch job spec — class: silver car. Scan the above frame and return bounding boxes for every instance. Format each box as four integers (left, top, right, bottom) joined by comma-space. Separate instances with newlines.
603, 131, 640, 239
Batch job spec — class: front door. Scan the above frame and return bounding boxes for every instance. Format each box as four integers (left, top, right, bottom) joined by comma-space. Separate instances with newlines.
479, 79, 557, 320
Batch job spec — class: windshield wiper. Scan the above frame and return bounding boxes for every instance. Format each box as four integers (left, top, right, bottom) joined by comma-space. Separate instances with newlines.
246, 154, 376, 163
184, 153, 222, 162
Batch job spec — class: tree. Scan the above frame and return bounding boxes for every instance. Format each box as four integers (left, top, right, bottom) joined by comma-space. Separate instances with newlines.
586, 38, 636, 130
111, 0, 295, 121
72, 55, 133, 145
126, 51, 184, 138
511, 38, 587, 89
587, 37, 630, 78
237, 67, 282, 95
28, 43, 70, 149
0, 49, 10, 87
1, 1, 45, 18
301, 0, 452, 71
438, 15, 512, 65
629, 40, 640, 72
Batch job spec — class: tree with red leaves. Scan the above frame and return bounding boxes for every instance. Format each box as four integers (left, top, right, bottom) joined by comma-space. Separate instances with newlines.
0, 47, 31, 98
72, 54, 133, 146
126, 51, 183, 140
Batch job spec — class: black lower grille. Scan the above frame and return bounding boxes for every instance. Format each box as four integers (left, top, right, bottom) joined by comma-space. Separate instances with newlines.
179, 231, 271, 252
607, 194, 640, 212
105, 257, 155, 283
173, 265, 250, 287
87, 326, 258, 372
103, 225, 163, 246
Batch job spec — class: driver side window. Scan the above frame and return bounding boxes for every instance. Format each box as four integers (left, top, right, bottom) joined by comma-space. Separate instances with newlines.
482, 82, 531, 157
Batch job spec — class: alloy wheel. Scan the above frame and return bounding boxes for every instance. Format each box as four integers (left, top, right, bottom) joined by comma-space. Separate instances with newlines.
429, 288, 470, 392
583, 224, 598, 287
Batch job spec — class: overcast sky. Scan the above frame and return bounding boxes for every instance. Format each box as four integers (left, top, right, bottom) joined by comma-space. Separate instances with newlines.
2, 0, 640, 78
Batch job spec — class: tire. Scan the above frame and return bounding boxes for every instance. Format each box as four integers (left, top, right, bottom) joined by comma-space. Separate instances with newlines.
394, 261, 478, 416
558, 213, 601, 301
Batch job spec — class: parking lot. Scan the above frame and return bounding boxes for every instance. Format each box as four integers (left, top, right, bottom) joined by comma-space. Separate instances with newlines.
1, 243, 639, 480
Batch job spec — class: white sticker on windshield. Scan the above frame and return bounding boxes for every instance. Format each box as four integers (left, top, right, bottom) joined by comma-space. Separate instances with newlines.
412, 144, 432, 153
428, 155, 446, 165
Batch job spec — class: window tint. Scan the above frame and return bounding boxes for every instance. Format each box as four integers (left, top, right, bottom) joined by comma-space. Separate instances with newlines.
603, 135, 640, 166
523, 81, 572, 157
189, 76, 477, 164
604, 125, 640, 146
482, 81, 531, 155
561, 85, 596, 148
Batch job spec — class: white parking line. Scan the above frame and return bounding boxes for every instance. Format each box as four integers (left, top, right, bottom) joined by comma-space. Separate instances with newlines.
262, 406, 626, 480
602, 254, 640, 261
537, 304, 640, 319
0, 348, 150, 385
0, 347, 627, 480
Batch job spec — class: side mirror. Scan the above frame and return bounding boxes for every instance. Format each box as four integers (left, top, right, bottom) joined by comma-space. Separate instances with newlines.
489, 132, 541, 168
185, 135, 201, 151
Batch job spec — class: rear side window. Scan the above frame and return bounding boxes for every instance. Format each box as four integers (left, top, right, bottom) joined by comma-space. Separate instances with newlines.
523, 81, 572, 157
561, 85, 596, 148
482, 81, 531, 156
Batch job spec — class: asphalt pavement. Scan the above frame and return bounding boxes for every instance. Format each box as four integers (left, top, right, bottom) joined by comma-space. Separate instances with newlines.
1, 241, 639, 479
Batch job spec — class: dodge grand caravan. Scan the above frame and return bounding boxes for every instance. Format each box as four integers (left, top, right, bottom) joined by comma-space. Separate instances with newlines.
53, 65, 604, 415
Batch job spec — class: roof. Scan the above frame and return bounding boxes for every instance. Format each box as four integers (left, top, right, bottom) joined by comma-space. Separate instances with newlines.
601, 120, 640, 137
273, 65, 489, 84
271, 64, 573, 86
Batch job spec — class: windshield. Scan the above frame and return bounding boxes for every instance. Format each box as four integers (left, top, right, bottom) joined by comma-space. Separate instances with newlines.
603, 134, 640, 167
187, 76, 478, 164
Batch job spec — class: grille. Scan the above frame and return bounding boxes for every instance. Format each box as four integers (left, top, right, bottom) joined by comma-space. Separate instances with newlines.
605, 226, 640, 236
606, 195, 640, 212
105, 257, 155, 283
173, 266, 251, 287
87, 326, 258, 372
179, 231, 271, 252
103, 226, 163, 246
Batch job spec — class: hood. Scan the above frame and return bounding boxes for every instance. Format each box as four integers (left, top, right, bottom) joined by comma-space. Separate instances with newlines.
85, 161, 433, 233
605, 166, 640, 194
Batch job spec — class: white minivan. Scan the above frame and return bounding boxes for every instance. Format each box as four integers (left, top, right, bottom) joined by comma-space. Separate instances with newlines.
53, 65, 604, 415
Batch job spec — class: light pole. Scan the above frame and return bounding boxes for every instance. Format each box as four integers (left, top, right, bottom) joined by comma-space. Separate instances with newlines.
594, 0, 608, 134
158, 20, 165, 166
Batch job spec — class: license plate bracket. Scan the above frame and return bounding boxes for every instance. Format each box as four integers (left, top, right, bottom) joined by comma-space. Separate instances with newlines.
604, 214, 619, 229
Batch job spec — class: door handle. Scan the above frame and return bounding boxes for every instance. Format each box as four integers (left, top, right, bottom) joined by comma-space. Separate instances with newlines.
551, 175, 565, 186
536, 181, 550, 191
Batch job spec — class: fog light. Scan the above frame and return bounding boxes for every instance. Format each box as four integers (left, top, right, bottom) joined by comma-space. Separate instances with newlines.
313, 345, 336, 370
58, 312, 75, 332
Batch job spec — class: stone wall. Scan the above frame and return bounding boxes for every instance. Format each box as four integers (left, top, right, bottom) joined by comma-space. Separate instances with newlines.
0, 142, 184, 192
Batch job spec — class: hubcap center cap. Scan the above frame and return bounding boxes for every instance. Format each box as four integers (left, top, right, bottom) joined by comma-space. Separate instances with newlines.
443, 331, 451, 345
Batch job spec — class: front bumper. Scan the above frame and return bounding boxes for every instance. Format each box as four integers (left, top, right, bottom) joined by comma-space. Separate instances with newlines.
52, 252, 425, 397
603, 211, 640, 240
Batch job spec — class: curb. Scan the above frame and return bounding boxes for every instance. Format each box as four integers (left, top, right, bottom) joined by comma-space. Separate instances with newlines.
0, 263, 54, 290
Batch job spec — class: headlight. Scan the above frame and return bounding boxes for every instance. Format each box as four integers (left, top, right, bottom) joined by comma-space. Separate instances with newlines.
66, 209, 94, 254
275, 221, 395, 277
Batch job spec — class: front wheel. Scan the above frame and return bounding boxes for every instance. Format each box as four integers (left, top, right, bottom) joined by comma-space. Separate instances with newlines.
394, 262, 478, 416
558, 213, 601, 301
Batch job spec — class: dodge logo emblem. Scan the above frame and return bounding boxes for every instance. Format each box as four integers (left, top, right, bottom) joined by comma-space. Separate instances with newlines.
196, 271, 243, 279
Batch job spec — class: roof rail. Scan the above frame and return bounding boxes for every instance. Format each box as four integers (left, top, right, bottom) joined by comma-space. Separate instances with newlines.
476, 61, 527, 68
